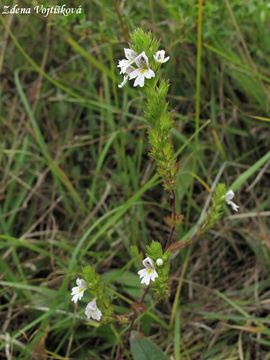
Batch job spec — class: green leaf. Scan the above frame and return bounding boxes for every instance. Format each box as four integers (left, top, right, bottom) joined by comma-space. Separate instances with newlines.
146, 241, 163, 261
130, 332, 168, 360
82, 265, 95, 280
231, 150, 270, 191
130, 28, 159, 60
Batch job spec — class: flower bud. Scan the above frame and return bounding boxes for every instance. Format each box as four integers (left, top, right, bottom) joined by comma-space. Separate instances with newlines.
156, 258, 164, 267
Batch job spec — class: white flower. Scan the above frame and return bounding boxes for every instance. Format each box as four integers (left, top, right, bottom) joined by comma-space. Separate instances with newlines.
129, 67, 155, 87
156, 258, 164, 267
225, 190, 239, 212
71, 278, 87, 303
153, 50, 170, 64
134, 51, 150, 68
129, 51, 155, 87
85, 298, 102, 321
118, 65, 135, 88
125, 48, 137, 61
138, 257, 158, 285
117, 48, 137, 74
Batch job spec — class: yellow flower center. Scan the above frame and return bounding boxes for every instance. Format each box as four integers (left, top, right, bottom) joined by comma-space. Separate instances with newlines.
147, 268, 153, 274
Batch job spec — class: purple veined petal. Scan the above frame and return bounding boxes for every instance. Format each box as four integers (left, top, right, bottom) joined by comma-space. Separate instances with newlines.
154, 50, 170, 64
142, 257, 155, 268
128, 68, 141, 80
225, 190, 235, 201
124, 48, 137, 61
134, 51, 149, 68
126, 65, 135, 75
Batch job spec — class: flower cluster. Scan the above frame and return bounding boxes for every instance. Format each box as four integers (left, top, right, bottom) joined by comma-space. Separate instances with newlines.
68, 30, 243, 332
71, 277, 102, 321
117, 48, 169, 88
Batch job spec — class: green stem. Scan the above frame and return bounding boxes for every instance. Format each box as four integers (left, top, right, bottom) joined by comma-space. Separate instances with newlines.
185, 0, 203, 227
165, 190, 176, 250
195, 0, 203, 145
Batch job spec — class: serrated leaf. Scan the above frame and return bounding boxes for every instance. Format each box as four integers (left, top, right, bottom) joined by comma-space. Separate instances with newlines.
146, 241, 163, 260
130, 332, 168, 360
82, 265, 97, 284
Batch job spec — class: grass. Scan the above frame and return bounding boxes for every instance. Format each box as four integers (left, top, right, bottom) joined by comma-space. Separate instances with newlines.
1, 0, 270, 359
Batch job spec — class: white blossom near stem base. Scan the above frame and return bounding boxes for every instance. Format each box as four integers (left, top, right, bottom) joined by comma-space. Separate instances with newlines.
117, 48, 137, 74
225, 190, 239, 212
153, 50, 170, 64
71, 278, 87, 303
85, 298, 102, 321
118, 65, 135, 88
138, 257, 158, 285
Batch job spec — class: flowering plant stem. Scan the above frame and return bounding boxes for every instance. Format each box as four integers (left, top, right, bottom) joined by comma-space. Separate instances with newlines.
70, 28, 240, 357
164, 190, 177, 250
127, 285, 150, 336
117, 285, 150, 359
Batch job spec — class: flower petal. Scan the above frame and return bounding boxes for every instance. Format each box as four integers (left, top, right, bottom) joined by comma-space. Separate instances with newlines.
225, 190, 235, 202
163, 56, 170, 63
150, 270, 158, 282
118, 75, 128, 88
129, 68, 141, 80
134, 73, 145, 87
138, 268, 147, 278
142, 257, 155, 268
228, 201, 239, 212
92, 307, 102, 321
124, 48, 137, 61
134, 51, 149, 68
117, 59, 135, 74
71, 293, 80, 303
85, 299, 102, 321
144, 68, 155, 79
140, 273, 151, 285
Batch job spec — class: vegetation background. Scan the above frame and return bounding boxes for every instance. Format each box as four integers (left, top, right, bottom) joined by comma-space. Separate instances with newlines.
1, 0, 270, 359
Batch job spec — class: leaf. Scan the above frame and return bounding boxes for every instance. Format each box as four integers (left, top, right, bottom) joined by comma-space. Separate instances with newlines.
31, 328, 48, 360
82, 265, 97, 284
146, 241, 163, 260
231, 150, 270, 191
130, 332, 168, 360
14, 70, 86, 213
102, 270, 140, 288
